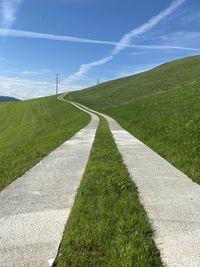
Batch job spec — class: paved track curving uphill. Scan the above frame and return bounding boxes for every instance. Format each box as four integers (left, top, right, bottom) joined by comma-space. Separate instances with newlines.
0, 96, 99, 267
2, 93, 200, 267
74, 101, 200, 267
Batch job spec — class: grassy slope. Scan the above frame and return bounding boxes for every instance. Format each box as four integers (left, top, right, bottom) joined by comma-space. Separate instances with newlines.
68, 56, 200, 183
55, 118, 163, 267
68, 55, 200, 109
0, 95, 90, 190
108, 82, 200, 183
0, 96, 19, 102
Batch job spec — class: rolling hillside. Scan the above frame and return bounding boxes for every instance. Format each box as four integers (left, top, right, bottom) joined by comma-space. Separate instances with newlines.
0, 96, 19, 102
68, 55, 200, 183
0, 95, 90, 190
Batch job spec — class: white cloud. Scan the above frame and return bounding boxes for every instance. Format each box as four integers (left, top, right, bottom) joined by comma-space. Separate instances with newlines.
0, 28, 120, 46
115, 63, 163, 78
0, 0, 23, 28
131, 44, 199, 51
0, 76, 54, 99
0, 0, 193, 98
20, 71, 45, 75
160, 31, 200, 42
181, 11, 200, 24
111, 0, 186, 56
0, 68, 53, 76
128, 51, 145, 56
0, 28, 198, 53
65, 56, 113, 85
0, 75, 87, 99
19, 70, 52, 75
62, 0, 187, 87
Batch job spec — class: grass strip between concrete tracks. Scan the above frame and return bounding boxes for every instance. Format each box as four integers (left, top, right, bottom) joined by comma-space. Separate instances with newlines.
68, 56, 200, 184
54, 118, 163, 267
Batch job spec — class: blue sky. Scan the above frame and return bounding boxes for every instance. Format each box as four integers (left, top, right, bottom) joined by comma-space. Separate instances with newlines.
0, 0, 200, 99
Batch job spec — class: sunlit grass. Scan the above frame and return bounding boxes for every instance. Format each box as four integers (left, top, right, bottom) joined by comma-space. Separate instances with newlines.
68, 56, 200, 183
54, 118, 163, 267
106, 81, 200, 183
0, 95, 90, 190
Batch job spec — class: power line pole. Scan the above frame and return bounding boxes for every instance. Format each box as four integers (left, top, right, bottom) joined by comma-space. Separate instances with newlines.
56, 73, 59, 95
97, 78, 100, 85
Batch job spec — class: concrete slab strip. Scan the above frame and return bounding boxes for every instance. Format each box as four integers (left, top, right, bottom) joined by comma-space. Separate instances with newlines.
75, 102, 200, 267
0, 97, 99, 267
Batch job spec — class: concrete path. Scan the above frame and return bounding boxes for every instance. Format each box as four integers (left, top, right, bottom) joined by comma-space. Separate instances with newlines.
74, 102, 200, 267
0, 99, 99, 267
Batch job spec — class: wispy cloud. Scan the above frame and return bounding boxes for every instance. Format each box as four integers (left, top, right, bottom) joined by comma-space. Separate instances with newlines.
115, 62, 163, 78
20, 71, 44, 75
160, 31, 200, 42
157, 31, 200, 51
62, 0, 187, 87
0, 28, 198, 53
0, 75, 85, 99
0, 0, 23, 28
130, 44, 199, 51
20, 70, 52, 75
128, 51, 145, 56
0, 0, 192, 98
0, 56, 12, 63
0, 76, 53, 99
0, 68, 53, 77
111, 0, 186, 56
0, 28, 120, 46
180, 11, 200, 24
65, 56, 113, 84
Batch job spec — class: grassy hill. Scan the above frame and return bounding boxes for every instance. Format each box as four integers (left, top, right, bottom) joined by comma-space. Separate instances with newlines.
68, 55, 200, 183
0, 95, 90, 190
0, 96, 19, 102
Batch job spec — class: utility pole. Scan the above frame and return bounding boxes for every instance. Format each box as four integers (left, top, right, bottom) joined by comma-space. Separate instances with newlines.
56, 73, 59, 95
97, 78, 100, 85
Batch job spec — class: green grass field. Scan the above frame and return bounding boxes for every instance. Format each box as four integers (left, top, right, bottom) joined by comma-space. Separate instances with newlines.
68, 55, 200, 183
68, 55, 200, 109
0, 95, 90, 190
54, 118, 163, 267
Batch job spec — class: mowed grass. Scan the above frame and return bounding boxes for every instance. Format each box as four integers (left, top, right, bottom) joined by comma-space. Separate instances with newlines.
68, 55, 200, 109
0, 95, 90, 190
68, 55, 200, 183
106, 81, 200, 183
54, 118, 163, 267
